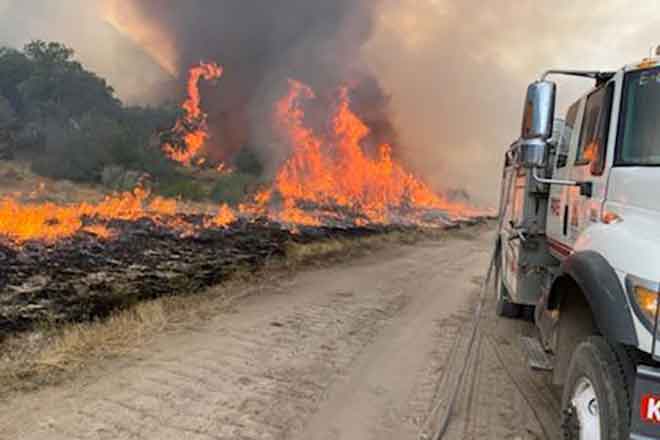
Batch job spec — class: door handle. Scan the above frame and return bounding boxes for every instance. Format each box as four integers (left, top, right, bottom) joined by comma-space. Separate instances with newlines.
578, 182, 593, 198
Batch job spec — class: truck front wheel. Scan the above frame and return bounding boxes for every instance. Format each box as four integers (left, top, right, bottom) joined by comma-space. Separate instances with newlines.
560, 337, 631, 440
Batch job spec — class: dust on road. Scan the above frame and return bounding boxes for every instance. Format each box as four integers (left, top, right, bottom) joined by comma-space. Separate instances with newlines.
0, 226, 559, 440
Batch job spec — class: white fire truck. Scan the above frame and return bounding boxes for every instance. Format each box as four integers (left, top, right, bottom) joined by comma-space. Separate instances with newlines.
497, 53, 660, 439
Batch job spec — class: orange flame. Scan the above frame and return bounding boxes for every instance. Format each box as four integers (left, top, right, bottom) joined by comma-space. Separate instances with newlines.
163, 62, 223, 166
205, 204, 237, 228
0, 186, 244, 246
0, 189, 195, 245
0, 73, 481, 247
250, 80, 473, 225
583, 141, 598, 163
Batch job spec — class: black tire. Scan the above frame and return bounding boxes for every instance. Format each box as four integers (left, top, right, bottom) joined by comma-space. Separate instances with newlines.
496, 278, 522, 318
560, 337, 633, 440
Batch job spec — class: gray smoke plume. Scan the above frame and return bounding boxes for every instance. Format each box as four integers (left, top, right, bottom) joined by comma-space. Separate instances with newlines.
115, 0, 393, 166
2, 0, 660, 205
363, 0, 660, 205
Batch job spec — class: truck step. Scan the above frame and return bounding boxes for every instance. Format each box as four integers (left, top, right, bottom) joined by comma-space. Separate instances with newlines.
520, 336, 554, 371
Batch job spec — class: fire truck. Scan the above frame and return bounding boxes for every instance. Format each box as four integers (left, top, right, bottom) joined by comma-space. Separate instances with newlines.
497, 52, 660, 439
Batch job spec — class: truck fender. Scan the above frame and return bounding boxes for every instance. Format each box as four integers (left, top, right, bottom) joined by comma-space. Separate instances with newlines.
552, 251, 638, 346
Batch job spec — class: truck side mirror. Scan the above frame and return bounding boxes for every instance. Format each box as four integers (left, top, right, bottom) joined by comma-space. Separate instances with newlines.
521, 81, 556, 141
519, 80, 556, 168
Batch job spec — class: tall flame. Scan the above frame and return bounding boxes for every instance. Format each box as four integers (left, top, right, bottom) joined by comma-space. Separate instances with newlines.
0, 70, 480, 247
250, 80, 472, 225
163, 62, 223, 166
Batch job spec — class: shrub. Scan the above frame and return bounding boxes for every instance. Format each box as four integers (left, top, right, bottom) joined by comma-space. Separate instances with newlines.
233, 146, 264, 176
2, 40, 181, 186
0, 95, 15, 130
31, 115, 117, 182
210, 173, 258, 205
157, 178, 208, 201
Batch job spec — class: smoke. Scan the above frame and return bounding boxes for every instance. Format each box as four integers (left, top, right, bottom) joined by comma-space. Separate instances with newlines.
104, 0, 389, 167
99, 0, 660, 205
362, 0, 660, 204
2, 0, 660, 205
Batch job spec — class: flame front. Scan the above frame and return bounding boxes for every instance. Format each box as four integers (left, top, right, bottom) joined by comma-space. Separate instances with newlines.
250, 80, 472, 226
0, 186, 243, 246
0, 69, 480, 247
205, 204, 237, 228
0, 189, 199, 245
163, 62, 223, 166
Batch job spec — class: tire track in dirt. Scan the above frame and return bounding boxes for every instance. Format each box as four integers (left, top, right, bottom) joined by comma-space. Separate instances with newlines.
295, 242, 490, 440
433, 286, 561, 440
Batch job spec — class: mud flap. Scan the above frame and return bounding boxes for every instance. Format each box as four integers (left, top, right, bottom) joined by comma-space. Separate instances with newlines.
631, 366, 660, 439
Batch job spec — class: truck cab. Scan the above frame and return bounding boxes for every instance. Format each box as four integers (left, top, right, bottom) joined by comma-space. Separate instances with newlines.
498, 56, 660, 439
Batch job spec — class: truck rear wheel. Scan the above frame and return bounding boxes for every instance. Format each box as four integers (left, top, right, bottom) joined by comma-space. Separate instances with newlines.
496, 278, 522, 318
560, 337, 632, 440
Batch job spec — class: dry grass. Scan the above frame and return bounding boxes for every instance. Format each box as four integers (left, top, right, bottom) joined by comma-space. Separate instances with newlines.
0, 269, 263, 397
1, 301, 165, 394
0, 226, 466, 398
0, 160, 109, 203
285, 229, 447, 267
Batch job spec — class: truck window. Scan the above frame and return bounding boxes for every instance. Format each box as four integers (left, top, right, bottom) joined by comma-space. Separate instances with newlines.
556, 103, 579, 169
576, 84, 614, 175
616, 67, 660, 166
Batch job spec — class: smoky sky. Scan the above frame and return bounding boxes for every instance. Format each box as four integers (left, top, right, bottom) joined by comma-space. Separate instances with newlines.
115, 0, 388, 164
2, 0, 660, 204
364, 0, 660, 204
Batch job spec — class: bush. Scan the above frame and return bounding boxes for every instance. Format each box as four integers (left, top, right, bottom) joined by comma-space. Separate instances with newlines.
28, 103, 180, 184
31, 115, 117, 182
233, 146, 264, 176
210, 173, 258, 205
157, 178, 208, 201
2, 40, 181, 186
0, 95, 15, 130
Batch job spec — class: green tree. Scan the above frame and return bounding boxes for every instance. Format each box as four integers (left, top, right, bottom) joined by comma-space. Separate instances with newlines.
23, 40, 76, 67
0, 96, 16, 130
31, 114, 118, 181
0, 40, 181, 185
0, 47, 34, 112
19, 40, 120, 122
0, 95, 16, 159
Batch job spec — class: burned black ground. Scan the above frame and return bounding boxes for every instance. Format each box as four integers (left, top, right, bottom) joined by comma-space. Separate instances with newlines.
0, 216, 480, 340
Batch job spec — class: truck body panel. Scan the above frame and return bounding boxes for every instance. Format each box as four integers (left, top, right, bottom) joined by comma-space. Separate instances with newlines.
497, 59, 660, 439
500, 164, 557, 305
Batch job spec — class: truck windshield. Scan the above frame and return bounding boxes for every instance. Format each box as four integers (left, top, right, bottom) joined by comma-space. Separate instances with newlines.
617, 67, 660, 166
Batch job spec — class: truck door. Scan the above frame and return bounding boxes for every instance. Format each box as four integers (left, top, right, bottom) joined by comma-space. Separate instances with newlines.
546, 101, 581, 254
567, 82, 615, 244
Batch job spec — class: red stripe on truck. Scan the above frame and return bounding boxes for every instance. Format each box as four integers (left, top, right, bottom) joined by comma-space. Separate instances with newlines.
548, 238, 573, 257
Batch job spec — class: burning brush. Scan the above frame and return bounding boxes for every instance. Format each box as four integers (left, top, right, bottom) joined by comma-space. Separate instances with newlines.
243, 79, 479, 227
0, 62, 480, 248
162, 61, 223, 167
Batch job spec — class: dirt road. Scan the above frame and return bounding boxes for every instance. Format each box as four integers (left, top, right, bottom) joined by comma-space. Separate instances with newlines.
0, 227, 560, 440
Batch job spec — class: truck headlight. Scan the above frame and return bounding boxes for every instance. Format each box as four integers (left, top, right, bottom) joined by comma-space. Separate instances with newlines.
627, 275, 660, 331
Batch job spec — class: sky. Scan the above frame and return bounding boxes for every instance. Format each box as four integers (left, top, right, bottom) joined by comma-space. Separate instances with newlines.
0, 0, 659, 204
0, 0, 169, 104
363, 0, 660, 202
